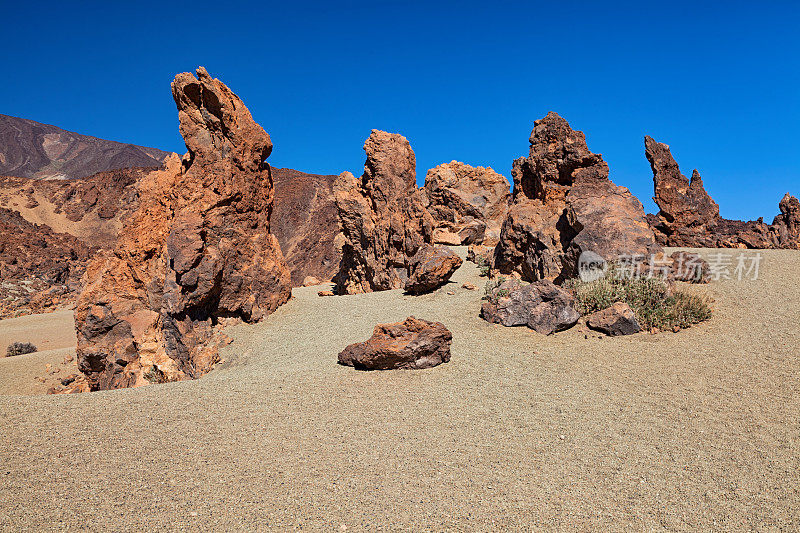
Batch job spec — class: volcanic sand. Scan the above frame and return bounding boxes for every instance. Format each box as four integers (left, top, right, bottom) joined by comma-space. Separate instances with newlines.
1, 248, 798, 530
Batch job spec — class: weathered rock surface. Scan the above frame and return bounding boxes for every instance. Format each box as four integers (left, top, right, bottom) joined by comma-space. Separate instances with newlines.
334, 130, 434, 294
0, 207, 92, 318
74, 67, 291, 391
404, 244, 463, 294
337, 316, 452, 370
0, 113, 169, 180
423, 161, 510, 245
646, 136, 799, 249
481, 278, 579, 334
271, 168, 341, 286
493, 112, 659, 282
586, 302, 641, 336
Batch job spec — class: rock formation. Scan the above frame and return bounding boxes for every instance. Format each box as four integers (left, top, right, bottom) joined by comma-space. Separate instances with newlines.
404, 244, 462, 294
0, 113, 169, 180
73, 67, 291, 390
481, 278, 580, 334
493, 112, 659, 283
586, 302, 641, 336
338, 316, 452, 370
0, 207, 92, 318
645, 136, 799, 249
423, 161, 510, 245
334, 130, 435, 294
271, 168, 340, 285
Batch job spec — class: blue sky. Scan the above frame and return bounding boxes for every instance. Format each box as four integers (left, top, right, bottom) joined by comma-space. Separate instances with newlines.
2, 1, 798, 220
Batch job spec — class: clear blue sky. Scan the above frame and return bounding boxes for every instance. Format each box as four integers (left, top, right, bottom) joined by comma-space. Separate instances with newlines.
2, 1, 798, 220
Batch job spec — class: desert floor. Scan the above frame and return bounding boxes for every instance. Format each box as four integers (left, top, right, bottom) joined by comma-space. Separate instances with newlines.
1, 248, 798, 531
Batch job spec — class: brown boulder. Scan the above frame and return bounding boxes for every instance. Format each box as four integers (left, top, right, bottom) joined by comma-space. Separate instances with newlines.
404, 244, 463, 294
586, 302, 641, 336
73, 67, 291, 391
423, 161, 510, 244
494, 112, 659, 283
334, 130, 434, 294
481, 278, 579, 334
771, 193, 800, 249
670, 251, 710, 283
338, 316, 452, 370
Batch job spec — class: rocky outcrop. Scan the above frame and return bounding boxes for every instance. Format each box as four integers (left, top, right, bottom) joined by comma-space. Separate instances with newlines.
0, 207, 92, 319
493, 112, 659, 283
334, 130, 435, 294
271, 168, 340, 286
0, 114, 169, 180
586, 302, 641, 336
338, 316, 452, 370
481, 278, 580, 334
423, 161, 510, 245
73, 67, 291, 391
646, 136, 799, 249
404, 244, 463, 294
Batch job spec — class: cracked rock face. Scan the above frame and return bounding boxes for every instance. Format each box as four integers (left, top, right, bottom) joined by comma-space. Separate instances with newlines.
423, 161, 510, 245
74, 67, 291, 391
493, 112, 659, 283
333, 130, 435, 294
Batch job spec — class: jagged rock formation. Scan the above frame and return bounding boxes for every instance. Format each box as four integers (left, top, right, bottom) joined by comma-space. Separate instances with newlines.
271, 168, 340, 286
334, 130, 435, 294
0, 114, 169, 180
493, 112, 659, 282
338, 316, 452, 370
645, 136, 799, 249
423, 161, 510, 245
74, 67, 291, 391
0, 207, 92, 318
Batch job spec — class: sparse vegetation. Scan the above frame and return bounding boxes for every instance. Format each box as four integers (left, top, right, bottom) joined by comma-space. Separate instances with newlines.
143, 365, 168, 384
479, 265, 490, 277
6, 342, 37, 357
565, 273, 712, 330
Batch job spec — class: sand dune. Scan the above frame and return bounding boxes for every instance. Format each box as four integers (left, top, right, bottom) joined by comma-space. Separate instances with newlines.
0, 249, 798, 530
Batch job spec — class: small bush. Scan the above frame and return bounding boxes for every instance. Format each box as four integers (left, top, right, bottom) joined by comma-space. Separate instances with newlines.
6, 342, 37, 357
479, 266, 490, 277
143, 365, 168, 384
565, 274, 712, 330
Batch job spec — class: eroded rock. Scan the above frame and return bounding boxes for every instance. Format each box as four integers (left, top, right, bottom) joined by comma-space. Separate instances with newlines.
334, 130, 434, 294
586, 302, 641, 336
404, 244, 463, 294
74, 67, 291, 391
481, 278, 579, 334
493, 112, 659, 283
338, 316, 452, 370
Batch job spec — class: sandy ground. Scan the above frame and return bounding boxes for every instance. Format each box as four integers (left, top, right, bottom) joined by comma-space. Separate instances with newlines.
0, 248, 798, 530
0, 310, 78, 395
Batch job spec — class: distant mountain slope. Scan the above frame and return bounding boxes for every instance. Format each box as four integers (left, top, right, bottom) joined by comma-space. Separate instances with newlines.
0, 114, 170, 180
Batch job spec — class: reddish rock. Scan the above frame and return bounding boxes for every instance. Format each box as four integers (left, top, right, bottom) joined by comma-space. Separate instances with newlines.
423, 161, 510, 245
494, 113, 659, 283
0, 207, 92, 318
586, 302, 641, 336
338, 316, 452, 370
645, 136, 799, 249
481, 278, 579, 334
334, 130, 434, 294
404, 244, 463, 294
74, 67, 291, 391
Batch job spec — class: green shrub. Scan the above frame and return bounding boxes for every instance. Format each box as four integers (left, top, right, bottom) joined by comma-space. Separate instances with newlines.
564, 273, 712, 330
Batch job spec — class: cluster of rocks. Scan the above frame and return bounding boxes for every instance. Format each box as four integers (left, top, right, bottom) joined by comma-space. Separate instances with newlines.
333, 130, 460, 295
74, 67, 292, 390
492, 112, 660, 283
645, 136, 799, 249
